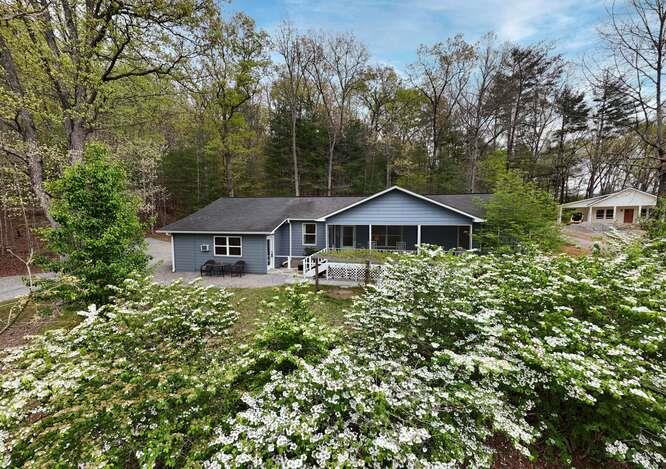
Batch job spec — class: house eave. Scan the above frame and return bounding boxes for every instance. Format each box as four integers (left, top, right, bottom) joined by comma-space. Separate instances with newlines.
156, 230, 272, 235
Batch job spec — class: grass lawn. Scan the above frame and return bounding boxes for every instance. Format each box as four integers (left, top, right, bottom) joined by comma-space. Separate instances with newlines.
229, 285, 361, 341
321, 248, 405, 264
0, 298, 81, 349
0, 284, 361, 349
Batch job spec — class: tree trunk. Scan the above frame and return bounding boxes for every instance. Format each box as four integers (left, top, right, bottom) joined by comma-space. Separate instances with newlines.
27, 143, 56, 227
658, 149, 666, 197
327, 133, 336, 196
225, 150, 234, 197
0, 35, 56, 226
67, 118, 87, 164
468, 131, 480, 192
385, 145, 392, 188
291, 108, 300, 196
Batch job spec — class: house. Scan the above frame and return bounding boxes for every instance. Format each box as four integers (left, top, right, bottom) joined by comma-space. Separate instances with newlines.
557, 188, 657, 225
157, 186, 490, 274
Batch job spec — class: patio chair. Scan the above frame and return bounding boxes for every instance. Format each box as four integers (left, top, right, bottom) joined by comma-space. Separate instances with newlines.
200, 259, 216, 276
229, 260, 246, 277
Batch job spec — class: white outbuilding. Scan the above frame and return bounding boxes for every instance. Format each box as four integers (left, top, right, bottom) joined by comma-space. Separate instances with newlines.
558, 188, 658, 225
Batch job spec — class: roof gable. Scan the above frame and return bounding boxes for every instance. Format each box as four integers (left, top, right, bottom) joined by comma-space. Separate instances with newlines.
589, 188, 657, 207
561, 188, 657, 208
317, 186, 484, 222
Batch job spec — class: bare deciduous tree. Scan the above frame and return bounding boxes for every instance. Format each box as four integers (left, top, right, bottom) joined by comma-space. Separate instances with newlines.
274, 21, 311, 196
305, 31, 368, 195
408, 35, 475, 191
603, 0, 666, 197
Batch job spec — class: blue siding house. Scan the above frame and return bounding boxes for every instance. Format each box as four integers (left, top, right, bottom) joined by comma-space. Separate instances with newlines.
158, 186, 490, 274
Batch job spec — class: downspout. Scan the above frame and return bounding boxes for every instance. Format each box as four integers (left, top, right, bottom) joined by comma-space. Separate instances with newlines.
288, 220, 292, 269
170, 234, 175, 272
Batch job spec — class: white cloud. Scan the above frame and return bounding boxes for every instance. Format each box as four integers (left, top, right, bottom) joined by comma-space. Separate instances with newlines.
232, 0, 607, 69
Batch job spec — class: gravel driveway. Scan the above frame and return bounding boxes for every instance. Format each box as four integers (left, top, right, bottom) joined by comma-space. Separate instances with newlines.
0, 238, 299, 302
0, 273, 54, 303
561, 223, 645, 252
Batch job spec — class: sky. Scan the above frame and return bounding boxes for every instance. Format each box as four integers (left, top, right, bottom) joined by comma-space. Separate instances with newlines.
227, 0, 609, 71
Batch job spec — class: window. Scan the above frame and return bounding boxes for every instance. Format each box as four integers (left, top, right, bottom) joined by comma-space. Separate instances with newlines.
372, 225, 404, 248
596, 209, 614, 220
302, 223, 317, 246
214, 236, 242, 256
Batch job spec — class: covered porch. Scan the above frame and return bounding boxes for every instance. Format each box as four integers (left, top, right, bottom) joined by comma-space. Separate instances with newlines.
325, 224, 473, 252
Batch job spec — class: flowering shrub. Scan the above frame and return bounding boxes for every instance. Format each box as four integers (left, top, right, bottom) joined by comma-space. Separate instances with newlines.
0, 277, 238, 467
232, 283, 339, 391
350, 242, 666, 467
2, 243, 665, 467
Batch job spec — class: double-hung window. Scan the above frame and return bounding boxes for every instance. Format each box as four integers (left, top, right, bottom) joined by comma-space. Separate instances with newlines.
302, 223, 317, 246
214, 235, 242, 256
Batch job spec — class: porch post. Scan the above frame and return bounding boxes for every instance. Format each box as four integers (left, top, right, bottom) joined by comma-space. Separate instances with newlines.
468, 224, 473, 250
417, 224, 421, 252
612, 205, 617, 223
587, 206, 592, 224
368, 224, 372, 250
557, 205, 563, 224
288, 220, 292, 269
325, 224, 329, 249
638, 205, 642, 222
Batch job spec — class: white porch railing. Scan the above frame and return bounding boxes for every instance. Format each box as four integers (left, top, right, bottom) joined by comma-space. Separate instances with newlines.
302, 248, 329, 278
302, 247, 386, 283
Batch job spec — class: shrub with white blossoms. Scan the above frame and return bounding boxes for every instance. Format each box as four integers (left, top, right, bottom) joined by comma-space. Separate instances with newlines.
205, 240, 665, 468
349, 242, 666, 467
2, 241, 665, 467
0, 277, 238, 467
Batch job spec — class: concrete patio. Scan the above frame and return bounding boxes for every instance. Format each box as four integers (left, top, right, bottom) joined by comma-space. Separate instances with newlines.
147, 237, 301, 288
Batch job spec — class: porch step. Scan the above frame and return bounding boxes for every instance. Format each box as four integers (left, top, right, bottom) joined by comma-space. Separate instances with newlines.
303, 258, 328, 278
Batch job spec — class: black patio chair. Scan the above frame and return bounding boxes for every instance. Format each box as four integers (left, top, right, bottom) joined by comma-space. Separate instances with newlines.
200, 259, 216, 276
230, 260, 246, 277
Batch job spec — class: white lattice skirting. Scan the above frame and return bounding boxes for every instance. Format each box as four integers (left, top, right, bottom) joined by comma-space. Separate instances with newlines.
326, 262, 384, 283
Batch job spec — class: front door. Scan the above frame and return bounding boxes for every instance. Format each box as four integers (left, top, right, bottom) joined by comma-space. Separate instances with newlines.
266, 236, 274, 268
623, 208, 634, 223
341, 225, 355, 248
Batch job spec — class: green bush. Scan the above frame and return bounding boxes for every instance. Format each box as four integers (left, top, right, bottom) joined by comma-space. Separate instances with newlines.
2, 243, 664, 467
0, 277, 238, 467
642, 198, 666, 239
480, 170, 562, 252
38, 143, 149, 306
232, 283, 338, 390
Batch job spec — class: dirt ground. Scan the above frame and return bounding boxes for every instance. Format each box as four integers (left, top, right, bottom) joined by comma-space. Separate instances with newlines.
560, 223, 645, 254
0, 299, 80, 350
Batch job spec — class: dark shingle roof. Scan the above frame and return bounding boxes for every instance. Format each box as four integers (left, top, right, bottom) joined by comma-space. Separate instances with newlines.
159, 196, 364, 233
425, 193, 492, 219
159, 191, 491, 233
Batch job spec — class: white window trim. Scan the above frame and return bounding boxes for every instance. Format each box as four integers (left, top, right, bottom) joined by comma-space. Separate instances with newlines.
213, 235, 243, 257
595, 209, 605, 219
302, 223, 317, 246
